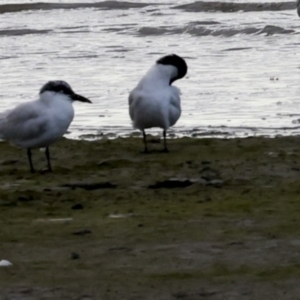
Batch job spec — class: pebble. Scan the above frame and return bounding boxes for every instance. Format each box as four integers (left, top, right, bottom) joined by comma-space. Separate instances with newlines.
0, 259, 12, 267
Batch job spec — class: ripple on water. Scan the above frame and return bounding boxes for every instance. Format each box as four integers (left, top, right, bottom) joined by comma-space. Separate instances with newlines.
173, 1, 296, 13
0, 1, 153, 14
0, 29, 52, 36
137, 25, 296, 37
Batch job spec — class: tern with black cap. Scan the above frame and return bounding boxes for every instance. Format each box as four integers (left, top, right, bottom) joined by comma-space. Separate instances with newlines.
0, 80, 92, 173
129, 54, 188, 152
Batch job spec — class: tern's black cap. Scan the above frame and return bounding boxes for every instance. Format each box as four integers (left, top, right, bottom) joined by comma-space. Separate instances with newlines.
40, 80, 74, 95
40, 80, 92, 103
156, 54, 188, 84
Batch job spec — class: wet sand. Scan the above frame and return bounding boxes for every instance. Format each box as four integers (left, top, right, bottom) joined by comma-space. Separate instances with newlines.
1, 136, 300, 299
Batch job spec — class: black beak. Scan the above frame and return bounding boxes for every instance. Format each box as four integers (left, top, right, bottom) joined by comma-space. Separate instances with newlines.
71, 93, 92, 103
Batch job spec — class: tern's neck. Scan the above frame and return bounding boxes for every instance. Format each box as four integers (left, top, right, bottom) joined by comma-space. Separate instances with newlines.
138, 64, 178, 88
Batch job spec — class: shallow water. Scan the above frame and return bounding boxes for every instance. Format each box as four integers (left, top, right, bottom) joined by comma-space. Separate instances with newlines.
0, 0, 299, 139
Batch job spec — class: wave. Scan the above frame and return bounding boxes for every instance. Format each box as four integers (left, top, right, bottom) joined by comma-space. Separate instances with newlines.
137, 25, 295, 37
0, 24, 294, 38
0, 29, 52, 36
0, 1, 296, 15
173, 1, 296, 13
0, 1, 151, 14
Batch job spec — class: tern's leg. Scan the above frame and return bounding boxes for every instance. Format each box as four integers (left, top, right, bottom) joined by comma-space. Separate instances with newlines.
162, 129, 169, 153
142, 130, 149, 153
27, 148, 35, 173
45, 147, 52, 172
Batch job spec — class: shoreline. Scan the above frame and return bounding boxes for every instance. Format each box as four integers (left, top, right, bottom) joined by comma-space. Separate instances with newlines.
70, 125, 300, 141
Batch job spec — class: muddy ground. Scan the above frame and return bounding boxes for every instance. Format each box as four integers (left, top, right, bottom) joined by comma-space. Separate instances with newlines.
1, 136, 300, 299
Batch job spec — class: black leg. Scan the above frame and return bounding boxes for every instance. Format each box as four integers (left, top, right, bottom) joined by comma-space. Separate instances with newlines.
45, 147, 52, 172
142, 130, 149, 153
163, 130, 169, 153
27, 148, 35, 173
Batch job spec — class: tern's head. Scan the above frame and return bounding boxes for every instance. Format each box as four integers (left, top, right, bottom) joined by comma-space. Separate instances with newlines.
40, 80, 92, 103
156, 54, 188, 85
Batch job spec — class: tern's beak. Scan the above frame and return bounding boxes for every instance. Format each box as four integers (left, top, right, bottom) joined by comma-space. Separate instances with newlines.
71, 93, 92, 103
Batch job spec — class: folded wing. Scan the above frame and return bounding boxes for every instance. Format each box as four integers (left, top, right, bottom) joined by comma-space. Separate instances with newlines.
0, 102, 49, 146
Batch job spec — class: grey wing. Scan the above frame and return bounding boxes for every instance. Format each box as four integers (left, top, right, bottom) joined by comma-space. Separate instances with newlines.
128, 89, 141, 121
169, 86, 182, 127
0, 103, 48, 143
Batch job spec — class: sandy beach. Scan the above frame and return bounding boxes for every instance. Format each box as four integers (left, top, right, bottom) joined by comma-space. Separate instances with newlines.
1, 135, 300, 299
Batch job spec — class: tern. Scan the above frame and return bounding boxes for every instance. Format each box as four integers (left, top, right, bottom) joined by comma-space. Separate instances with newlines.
0, 80, 92, 173
129, 54, 187, 152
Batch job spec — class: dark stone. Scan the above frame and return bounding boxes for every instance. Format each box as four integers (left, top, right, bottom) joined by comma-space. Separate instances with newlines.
72, 229, 92, 236
1, 201, 18, 207
0, 159, 18, 165
71, 203, 84, 210
18, 196, 34, 202
148, 179, 195, 189
61, 182, 117, 190
172, 292, 188, 298
71, 252, 80, 260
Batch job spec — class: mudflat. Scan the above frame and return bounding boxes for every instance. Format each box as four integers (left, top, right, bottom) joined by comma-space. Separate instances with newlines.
1, 136, 300, 299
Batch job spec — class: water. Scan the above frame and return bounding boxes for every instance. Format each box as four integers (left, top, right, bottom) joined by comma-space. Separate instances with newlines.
0, 0, 299, 139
